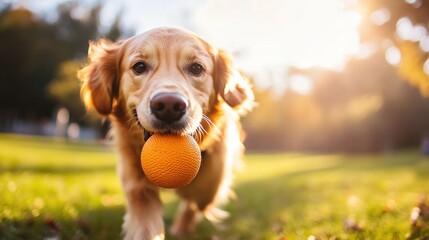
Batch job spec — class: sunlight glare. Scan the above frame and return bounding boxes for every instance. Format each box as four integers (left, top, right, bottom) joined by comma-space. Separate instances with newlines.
424, 59, 429, 76
289, 75, 313, 95
405, 0, 418, 4
396, 17, 427, 42
356, 42, 378, 59
419, 36, 429, 52
404, 0, 423, 8
195, 0, 362, 74
385, 46, 401, 66
370, 8, 390, 26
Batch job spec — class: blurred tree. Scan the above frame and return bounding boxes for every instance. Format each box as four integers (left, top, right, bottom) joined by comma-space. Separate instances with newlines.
358, 0, 429, 96
48, 60, 85, 121
46, 4, 124, 124
0, 3, 124, 126
105, 15, 122, 41
244, 52, 429, 152
243, 87, 286, 150
53, 3, 100, 59
316, 52, 429, 152
48, 59, 104, 129
0, 7, 58, 119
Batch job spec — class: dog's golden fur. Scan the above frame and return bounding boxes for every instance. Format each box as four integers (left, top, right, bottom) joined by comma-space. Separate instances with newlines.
78, 27, 254, 239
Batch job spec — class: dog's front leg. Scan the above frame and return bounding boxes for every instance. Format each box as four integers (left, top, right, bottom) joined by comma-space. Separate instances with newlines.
117, 146, 164, 240
122, 183, 164, 240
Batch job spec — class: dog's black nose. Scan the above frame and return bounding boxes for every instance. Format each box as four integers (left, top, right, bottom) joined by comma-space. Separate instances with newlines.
150, 92, 188, 123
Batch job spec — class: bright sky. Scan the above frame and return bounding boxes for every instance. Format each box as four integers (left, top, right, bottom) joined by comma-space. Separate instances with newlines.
16, 0, 362, 93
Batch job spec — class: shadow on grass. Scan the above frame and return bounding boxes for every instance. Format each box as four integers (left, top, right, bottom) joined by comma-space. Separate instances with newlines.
0, 205, 125, 240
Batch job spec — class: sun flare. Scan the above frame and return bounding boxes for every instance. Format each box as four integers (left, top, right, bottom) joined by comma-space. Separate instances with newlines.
195, 0, 362, 72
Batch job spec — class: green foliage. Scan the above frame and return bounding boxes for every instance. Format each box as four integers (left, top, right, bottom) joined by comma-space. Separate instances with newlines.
0, 7, 60, 117
0, 3, 124, 120
1, 134, 428, 239
48, 60, 86, 121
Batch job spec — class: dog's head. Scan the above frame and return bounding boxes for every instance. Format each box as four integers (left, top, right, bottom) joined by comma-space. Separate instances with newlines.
79, 27, 253, 135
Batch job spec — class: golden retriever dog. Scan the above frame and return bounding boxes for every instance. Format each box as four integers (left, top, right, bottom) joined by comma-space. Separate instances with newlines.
78, 27, 254, 239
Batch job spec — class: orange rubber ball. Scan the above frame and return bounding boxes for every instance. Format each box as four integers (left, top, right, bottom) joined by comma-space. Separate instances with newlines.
140, 134, 201, 189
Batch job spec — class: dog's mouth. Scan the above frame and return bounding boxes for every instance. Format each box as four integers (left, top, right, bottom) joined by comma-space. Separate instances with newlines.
133, 109, 195, 141
143, 128, 153, 142
141, 123, 194, 142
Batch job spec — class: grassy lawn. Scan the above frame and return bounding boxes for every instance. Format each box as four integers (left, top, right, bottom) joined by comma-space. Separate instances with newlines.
1, 133, 429, 239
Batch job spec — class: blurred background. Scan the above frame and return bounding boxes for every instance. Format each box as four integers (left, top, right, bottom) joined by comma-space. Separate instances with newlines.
1, 0, 429, 153
1, 1, 429, 239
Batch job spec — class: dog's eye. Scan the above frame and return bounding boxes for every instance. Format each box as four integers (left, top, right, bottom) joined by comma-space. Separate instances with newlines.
132, 62, 147, 75
188, 63, 204, 76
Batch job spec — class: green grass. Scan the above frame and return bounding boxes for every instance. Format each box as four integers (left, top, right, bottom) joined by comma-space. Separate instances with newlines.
1, 133, 429, 239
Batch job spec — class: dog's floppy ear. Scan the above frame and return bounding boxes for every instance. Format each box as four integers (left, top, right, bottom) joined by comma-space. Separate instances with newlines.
78, 39, 122, 116
213, 49, 254, 115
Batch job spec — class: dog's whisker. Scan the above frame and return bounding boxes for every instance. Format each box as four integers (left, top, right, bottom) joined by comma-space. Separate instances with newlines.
124, 108, 145, 136
195, 124, 207, 143
202, 114, 220, 134
202, 114, 214, 127
128, 119, 140, 134
125, 108, 138, 127
125, 118, 135, 127
194, 125, 201, 142
199, 124, 208, 136
127, 118, 144, 137
197, 125, 205, 142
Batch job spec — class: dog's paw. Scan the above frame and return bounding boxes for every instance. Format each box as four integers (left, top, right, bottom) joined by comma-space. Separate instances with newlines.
122, 213, 165, 240
123, 228, 165, 240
